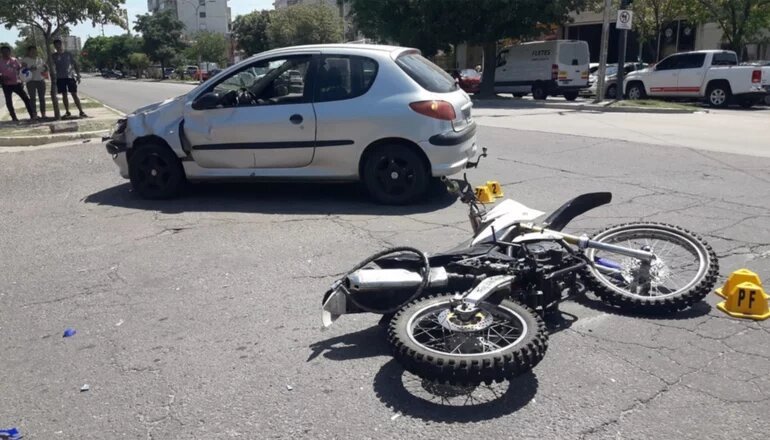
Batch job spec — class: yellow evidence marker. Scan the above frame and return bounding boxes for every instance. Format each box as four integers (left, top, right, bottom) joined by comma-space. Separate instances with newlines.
474, 185, 496, 204
714, 268, 763, 299
716, 279, 770, 321
486, 181, 504, 198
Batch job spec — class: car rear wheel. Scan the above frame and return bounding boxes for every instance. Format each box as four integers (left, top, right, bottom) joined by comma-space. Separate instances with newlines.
706, 83, 731, 108
363, 144, 429, 205
606, 84, 618, 100
738, 97, 756, 109
532, 83, 548, 100
128, 143, 186, 199
563, 91, 579, 101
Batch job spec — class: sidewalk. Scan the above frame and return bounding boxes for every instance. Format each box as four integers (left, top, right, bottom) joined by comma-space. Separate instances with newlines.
0, 95, 121, 147
473, 95, 703, 114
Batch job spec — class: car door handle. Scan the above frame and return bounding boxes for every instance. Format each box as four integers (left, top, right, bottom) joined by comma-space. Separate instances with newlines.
290, 114, 303, 124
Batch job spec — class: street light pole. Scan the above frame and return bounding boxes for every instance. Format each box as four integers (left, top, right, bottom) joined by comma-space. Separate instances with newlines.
616, 0, 633, 101
594, 0, 612, 103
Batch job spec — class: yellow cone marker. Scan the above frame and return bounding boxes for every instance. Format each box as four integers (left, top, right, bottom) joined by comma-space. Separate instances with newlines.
714, 268, 763, 299
474, 185, 496, 204
486, 181, 504, 198
716, 281, 770, 321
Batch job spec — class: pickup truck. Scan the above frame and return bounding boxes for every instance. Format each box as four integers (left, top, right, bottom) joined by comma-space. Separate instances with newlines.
623, 50, 767, 108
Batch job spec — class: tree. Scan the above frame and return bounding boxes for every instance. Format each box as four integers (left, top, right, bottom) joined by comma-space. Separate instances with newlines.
693, 0, 770, 59
232, 10, 272, 56
268, 4, 343, 48
185, 31, 227, 66
347, 0, 586, 98
128, 52, 150, 77
133, 10, 186, 72
0, 0, 126, 119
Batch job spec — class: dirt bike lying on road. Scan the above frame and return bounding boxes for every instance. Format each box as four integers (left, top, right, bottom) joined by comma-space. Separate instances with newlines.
320, 175, 718, 386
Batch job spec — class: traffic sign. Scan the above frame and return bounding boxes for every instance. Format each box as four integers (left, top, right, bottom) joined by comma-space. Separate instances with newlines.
617, 9, 633, 30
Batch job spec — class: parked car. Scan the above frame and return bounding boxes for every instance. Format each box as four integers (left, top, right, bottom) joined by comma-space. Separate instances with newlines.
104, 44, 479, 205
163, 67, 175, 78
624, 50, 768, 108
450, 68, 481, 94
185, 65, 199, 78
494, 40, 590, 101
581, 62, 648, 99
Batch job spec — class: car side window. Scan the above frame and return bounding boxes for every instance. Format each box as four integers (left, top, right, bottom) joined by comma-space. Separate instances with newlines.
678, 54, 706, 69
314, 55, 378, 103
655, 55, 679, 71
208, 55, 312, 107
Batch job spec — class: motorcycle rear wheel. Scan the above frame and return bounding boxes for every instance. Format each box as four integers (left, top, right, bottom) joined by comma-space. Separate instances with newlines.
387, 295, 548, 386
584, 222, 719, 313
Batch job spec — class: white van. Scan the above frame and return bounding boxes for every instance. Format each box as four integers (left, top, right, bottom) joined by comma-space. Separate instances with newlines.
494, 40, 590, 101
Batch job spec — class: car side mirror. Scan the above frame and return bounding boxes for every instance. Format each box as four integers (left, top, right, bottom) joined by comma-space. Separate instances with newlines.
192, 92, 221, 110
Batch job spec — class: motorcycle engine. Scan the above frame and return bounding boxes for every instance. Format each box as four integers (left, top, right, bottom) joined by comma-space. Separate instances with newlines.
524, 241, 566, 266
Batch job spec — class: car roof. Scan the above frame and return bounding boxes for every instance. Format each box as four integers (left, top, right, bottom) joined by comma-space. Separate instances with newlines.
247, 44, 415, 60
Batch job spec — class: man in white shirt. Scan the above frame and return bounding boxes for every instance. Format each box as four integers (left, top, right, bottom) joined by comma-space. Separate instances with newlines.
20, 45, 47, 119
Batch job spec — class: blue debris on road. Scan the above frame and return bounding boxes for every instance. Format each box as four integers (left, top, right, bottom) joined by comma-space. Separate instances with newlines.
0, 427, 22, 439
62, 328, 76, 338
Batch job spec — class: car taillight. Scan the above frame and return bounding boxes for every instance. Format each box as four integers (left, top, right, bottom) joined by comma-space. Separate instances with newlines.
552, 64, 559, 80
409, 100, 456, 121
752, 70, 762, 83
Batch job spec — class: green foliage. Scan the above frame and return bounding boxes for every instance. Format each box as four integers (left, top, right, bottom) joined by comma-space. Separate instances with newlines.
346, 0, 586, 96
133, 10, 186, 69
618, 0, 696, 61
232, 10, 272, 56
268, 4, 343, 48
692, 0, 770, 58
185, 31, 227, 66
83, 34, 141, 69
127, 52, 150, 76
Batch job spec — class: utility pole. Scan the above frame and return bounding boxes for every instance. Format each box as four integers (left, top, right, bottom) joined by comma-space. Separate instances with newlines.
594, 0, 613, 103
616, 0, 633, 101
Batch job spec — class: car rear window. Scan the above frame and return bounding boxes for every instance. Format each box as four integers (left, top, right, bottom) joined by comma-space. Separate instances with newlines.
396, 53, 458, 93
712, 52, 738, 66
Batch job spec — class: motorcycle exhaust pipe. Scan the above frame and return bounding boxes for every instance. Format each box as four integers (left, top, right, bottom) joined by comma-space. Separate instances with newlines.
345, 267, 448, 292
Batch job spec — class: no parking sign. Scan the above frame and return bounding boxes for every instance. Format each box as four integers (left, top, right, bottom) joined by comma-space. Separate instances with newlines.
617, 9, 633, 30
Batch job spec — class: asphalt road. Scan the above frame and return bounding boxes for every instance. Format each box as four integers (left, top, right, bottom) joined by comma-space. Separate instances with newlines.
80, 77, 196, 114
2, 81, 770, 439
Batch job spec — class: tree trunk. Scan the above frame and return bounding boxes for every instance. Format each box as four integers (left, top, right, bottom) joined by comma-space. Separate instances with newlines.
477, 42, 498, 99
43, 35, 62, 119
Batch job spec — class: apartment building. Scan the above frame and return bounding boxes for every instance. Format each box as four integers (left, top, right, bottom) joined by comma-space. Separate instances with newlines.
148, 0, 231, 36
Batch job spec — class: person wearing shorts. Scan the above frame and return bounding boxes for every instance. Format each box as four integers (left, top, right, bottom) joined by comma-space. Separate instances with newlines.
0, 45, 34, 122
52, 39, 87, 118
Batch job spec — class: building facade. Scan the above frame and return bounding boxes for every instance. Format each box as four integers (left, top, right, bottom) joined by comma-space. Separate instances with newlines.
148, 0, 231, 36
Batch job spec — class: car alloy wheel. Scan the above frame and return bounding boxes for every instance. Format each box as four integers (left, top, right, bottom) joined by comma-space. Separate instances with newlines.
363, 144, 428, 205
128, 144, 185, 199
709, 89, 727, 107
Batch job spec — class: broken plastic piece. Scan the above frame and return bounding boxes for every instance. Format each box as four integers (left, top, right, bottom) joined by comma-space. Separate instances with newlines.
62, 328, 76, 338
286, 385, 293, 391
80, 384, 90, 392
0, 427, 22, 440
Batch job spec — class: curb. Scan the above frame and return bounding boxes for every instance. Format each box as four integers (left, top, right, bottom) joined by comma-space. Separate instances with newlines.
472, 99, 701, 114
0, 129, 110, 147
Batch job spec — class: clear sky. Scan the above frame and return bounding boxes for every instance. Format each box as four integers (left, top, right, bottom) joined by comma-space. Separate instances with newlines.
0, 0, 275, 46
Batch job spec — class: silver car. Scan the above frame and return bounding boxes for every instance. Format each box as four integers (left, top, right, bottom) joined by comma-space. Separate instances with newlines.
104, 44, 478, 204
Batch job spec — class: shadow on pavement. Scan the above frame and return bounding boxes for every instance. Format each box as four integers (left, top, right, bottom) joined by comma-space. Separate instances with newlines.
83, 180, 456, 215
373, 360, 538, 423
307, 325, 390, 362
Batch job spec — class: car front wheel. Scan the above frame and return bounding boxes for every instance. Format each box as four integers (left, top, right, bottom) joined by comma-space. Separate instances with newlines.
627, 82, 646, 100
128, 143, 186, 199
363, 144, 429, 205
606, 84, 618, 99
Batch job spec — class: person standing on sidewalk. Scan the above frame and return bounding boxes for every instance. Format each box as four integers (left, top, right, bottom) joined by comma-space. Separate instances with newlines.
0, 45, 35, 122
21, 45, 47, 119
52, 39, 87, 119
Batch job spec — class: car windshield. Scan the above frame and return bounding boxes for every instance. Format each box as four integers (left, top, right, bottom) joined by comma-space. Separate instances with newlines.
605, 66, 619, 76
213, 59, 301, 95
396, 53, 458, 93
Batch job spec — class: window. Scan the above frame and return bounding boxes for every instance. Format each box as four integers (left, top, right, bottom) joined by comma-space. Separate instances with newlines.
396, 53, 458, 93
654, 55, 680, 71
712, 52, 738, 66
199, 11, 206, 18
199, 0, 205, 5
497, 50, 509, 67
208, 56, 312, 107
314, 55, 378, 102
678, 53, 706, 69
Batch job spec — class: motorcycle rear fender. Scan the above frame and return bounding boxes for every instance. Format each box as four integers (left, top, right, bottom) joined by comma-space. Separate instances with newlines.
542, 192, 612, 231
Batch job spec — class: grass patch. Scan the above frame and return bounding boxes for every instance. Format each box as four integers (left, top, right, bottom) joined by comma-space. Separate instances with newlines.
609, 99, 701, 111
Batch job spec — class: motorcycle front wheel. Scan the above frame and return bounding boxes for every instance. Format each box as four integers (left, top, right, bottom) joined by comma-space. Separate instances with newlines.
387, 295, 548, 386
584, 222, 719, 313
